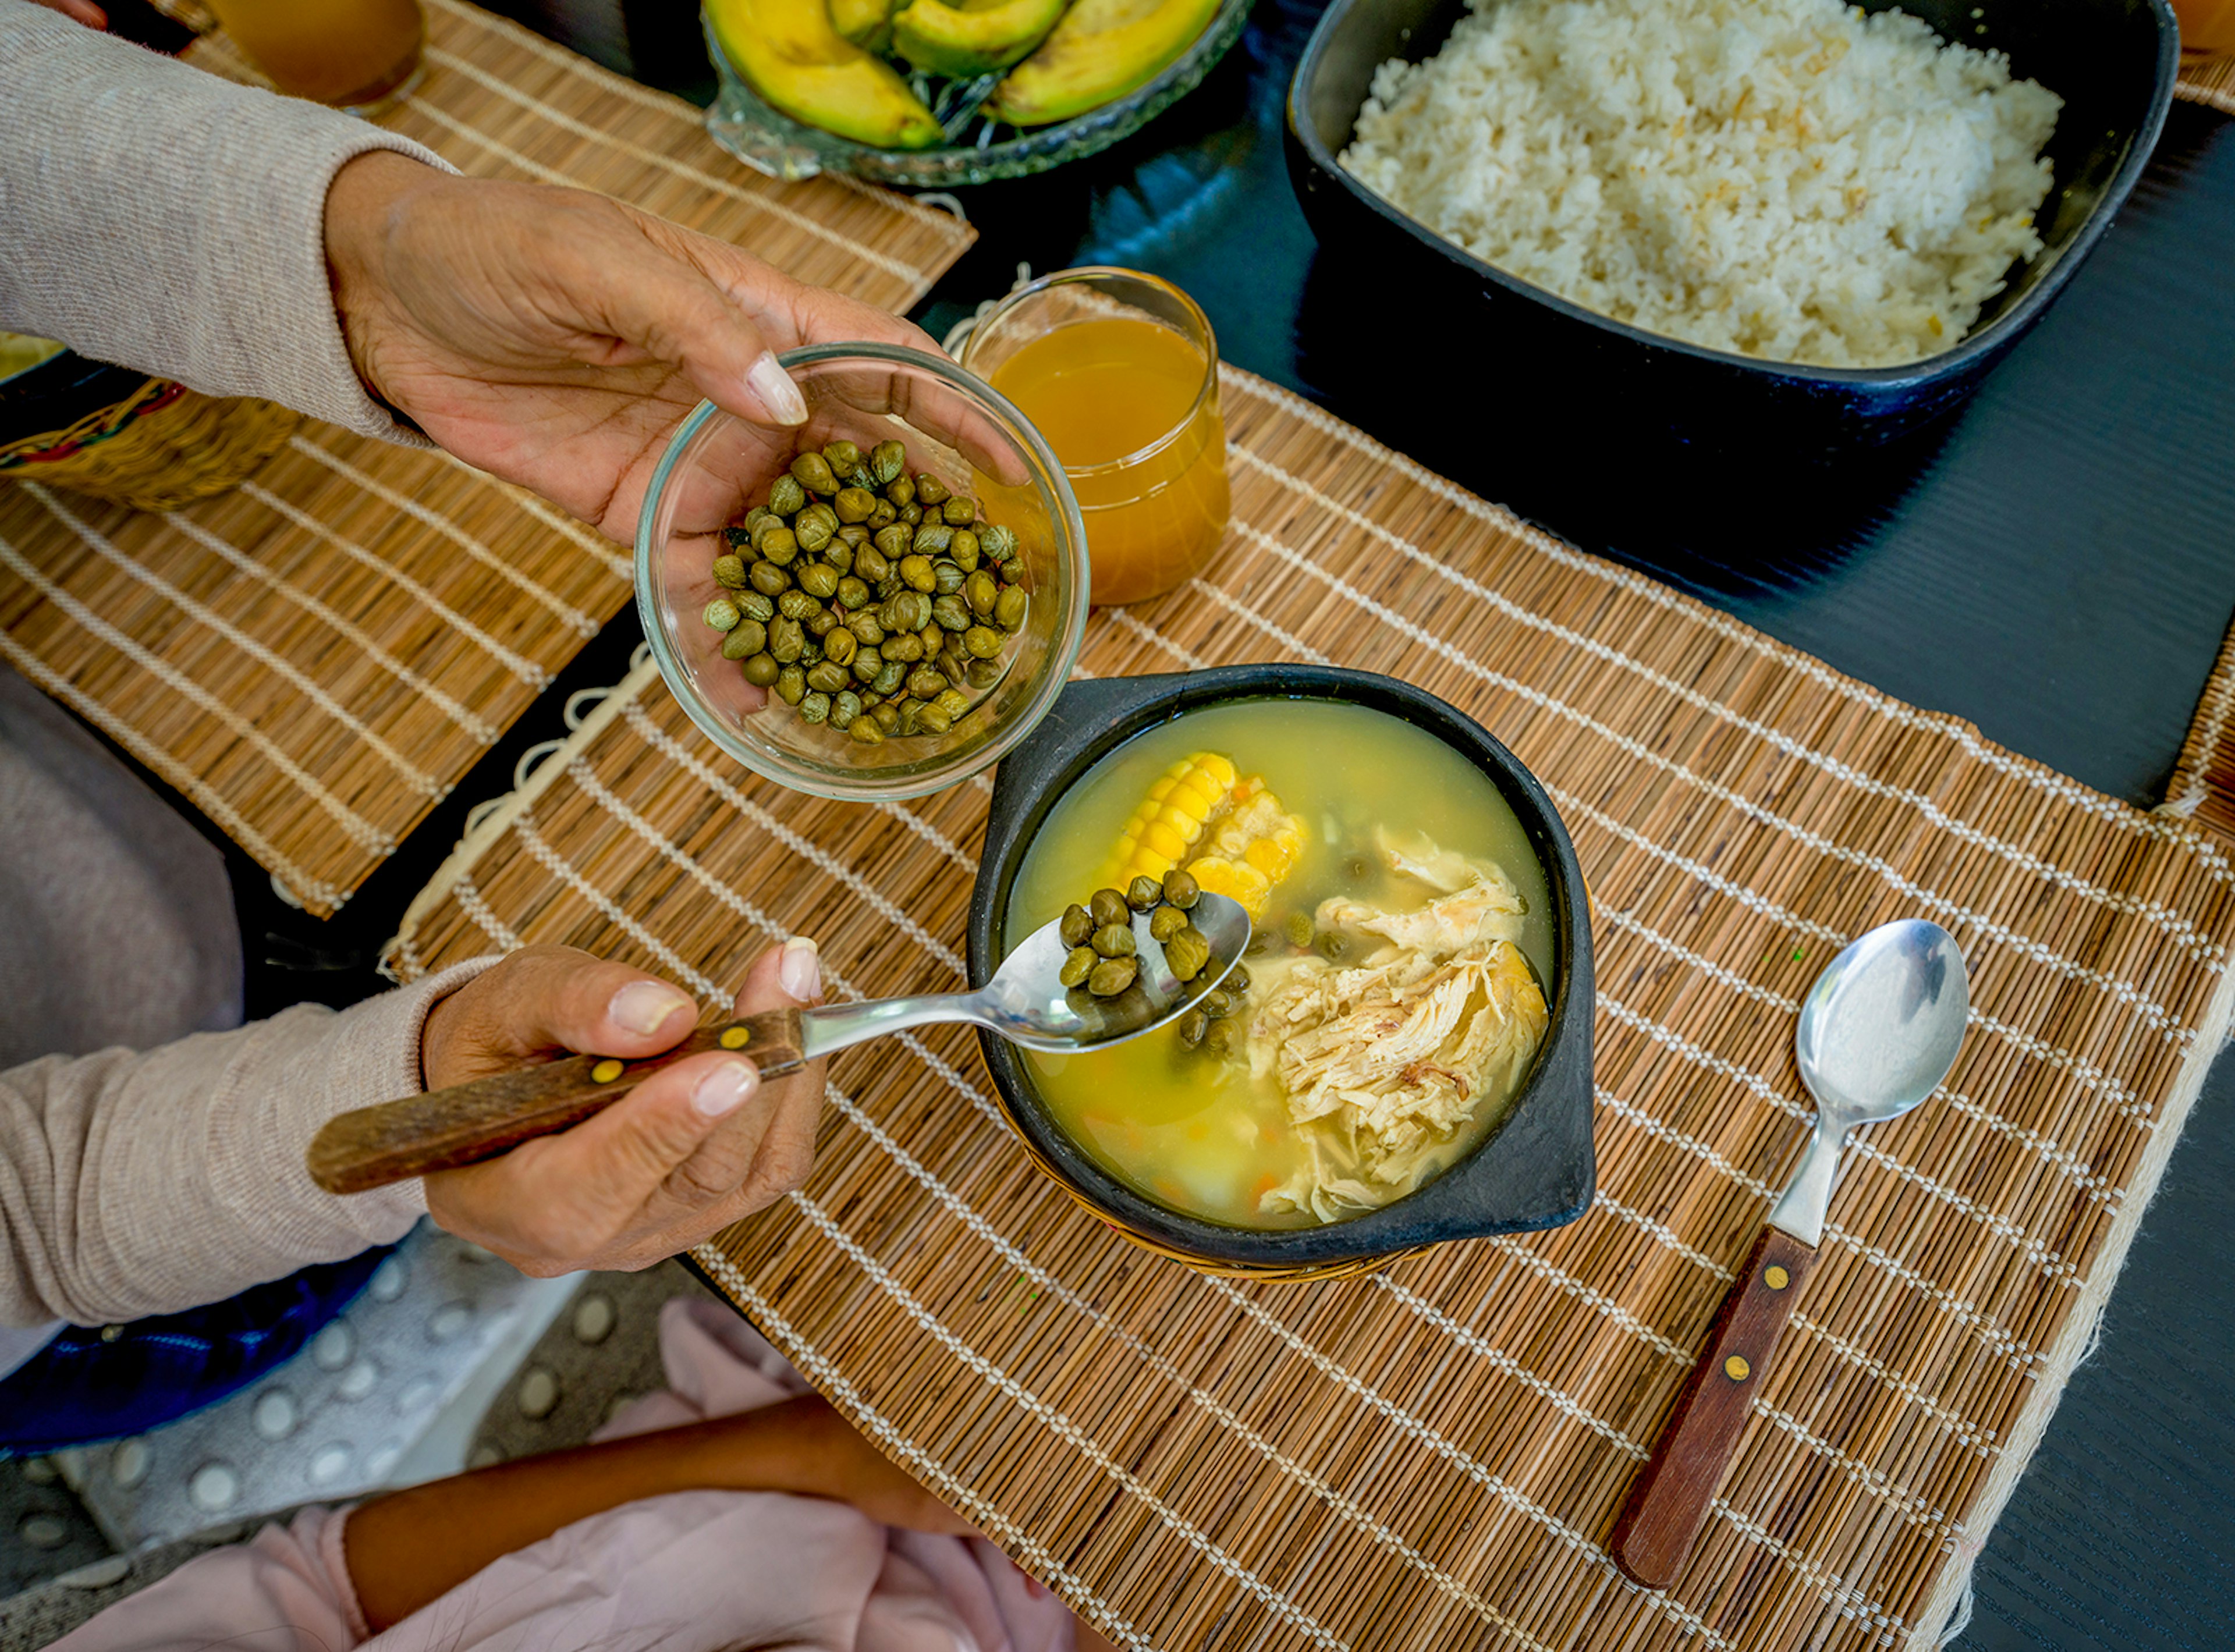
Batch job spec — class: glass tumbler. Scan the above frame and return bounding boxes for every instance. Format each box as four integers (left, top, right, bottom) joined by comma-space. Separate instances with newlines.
960, 268, 1230, 609
207, 0, 425, 112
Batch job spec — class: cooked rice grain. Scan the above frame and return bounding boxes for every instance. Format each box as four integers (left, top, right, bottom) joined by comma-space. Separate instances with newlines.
1341, 0, 2061, 367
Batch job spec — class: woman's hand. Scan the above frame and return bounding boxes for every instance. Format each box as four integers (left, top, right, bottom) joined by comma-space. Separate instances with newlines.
321, 151, 939, 540
768, 1395, 977, 1536
417, 940, 826, 1274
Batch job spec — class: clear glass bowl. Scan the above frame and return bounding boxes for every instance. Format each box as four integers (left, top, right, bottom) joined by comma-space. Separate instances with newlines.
635, 344, 1089, 801
698, 0, 1254, 187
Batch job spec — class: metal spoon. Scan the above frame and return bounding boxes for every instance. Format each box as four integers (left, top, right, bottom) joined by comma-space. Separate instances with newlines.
307, 894, 1252, 1196
1610, 918, 1969, 1589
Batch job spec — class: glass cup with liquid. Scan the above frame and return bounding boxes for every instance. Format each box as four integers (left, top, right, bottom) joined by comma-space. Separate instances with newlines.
960, 268, 1229, 609
208, 0, 425, 112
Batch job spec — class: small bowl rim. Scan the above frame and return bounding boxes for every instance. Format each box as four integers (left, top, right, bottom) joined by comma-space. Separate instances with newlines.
633, 341, 1092, 803
1285, 0, 2181, 388
966, 665, 1598, 1270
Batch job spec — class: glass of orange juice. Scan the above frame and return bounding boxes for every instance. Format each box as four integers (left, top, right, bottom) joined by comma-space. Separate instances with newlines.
2172, 0, 2235, 54
960, 268, 1229, 608
207, 0, 425, 112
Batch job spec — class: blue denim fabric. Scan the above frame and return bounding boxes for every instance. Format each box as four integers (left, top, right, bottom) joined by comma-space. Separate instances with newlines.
0, 1246, 391, 1456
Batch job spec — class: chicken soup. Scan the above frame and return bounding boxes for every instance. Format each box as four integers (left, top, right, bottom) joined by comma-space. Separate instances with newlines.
1005, 698, 1555, 1229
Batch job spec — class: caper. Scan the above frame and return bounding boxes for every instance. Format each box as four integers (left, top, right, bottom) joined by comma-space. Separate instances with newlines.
1089, 888, 1131, 929
886, 591, 931, 633
769, 617, 805, 663
867, 499, 896, 531
734, 510, 765, 539
775, 665, 807, 706
965, 658, 1002, 690
768, 474, 806, 516
837, 523, 870, 549
794, 511, 832, 553
1087, 957, 1137, 997
823, 627, 858, 667
810, 610, 839, 640
799, 690, 831, 725
1202, 1018, 1234, 1057
704, 596, 741, 632
831, 690, 861, 727
899, 502, 923, 525
799, 635, 825, 662
858, 691, 883, 711
871, 700, 900, 733
846, 612, 884, 646
938, 646, 972, 688
915, 472, 949, 506
994, 585, 1028, 632
932, 687, 969, 720
805, 499, 841, 535
791, 452, 837, 495
1319, 932, 1350, 961
1050, 904, 1091, 948
868, 661, 902, 698
806, 660, 848, 695
1200, 989, 1234, 1019
1149, 904, 1189, 943
723, 616, 768, 656
942, 495, 976, 526
898, 554, 936, 593
1227, 967, 1250, 994
712, 553, 747, 589
916, 702, 953, 736
964, 570, 999, 618
762, 527, 802, 568
1165, 928, 1212, 982
797, 562, 840, 601
906, 666, 948, 701
963, 624, 1006, 660
931, 594, 971, 633
871, 439, 906, 486
836, 713, 876, 744
822, 439, 861, 476
882, 631, 924, 663
773, 589, 816, 622
740, 651, 780, 687
746, 560, 787, 598
852, 651, 881, 684
1162, 868, 1200, 910
925, 562, 961, 598
885, 474, 915, 508
1059, 945, 1099, 988
980, 523, 1018, 564
836, 575, 871, 610
911, 521, 953, 557
919, 622, 944, 658
1177, 1009, 1209, 1048
823, 540, 854, 575
1121, 876, 1160, 912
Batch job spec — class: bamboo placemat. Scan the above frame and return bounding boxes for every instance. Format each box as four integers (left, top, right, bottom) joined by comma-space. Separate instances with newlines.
382, 367, 2235, 1651
2177, 51, 2235, 116
0, 0, 971, 914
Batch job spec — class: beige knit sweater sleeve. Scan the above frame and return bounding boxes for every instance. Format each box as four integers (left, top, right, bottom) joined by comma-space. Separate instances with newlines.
0, 961, 497, 1327
0, 0, 455, 439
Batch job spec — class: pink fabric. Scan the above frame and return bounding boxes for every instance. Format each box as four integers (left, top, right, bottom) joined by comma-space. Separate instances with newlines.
54, 1298, 1074, 1652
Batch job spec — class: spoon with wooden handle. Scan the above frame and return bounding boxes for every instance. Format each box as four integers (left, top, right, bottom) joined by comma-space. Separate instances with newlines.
307, 894, 1249, 1196
1609, 919, 1967, 1589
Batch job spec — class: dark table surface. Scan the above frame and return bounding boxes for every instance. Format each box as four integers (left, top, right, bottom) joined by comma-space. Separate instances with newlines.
221, 3, 2235, 1644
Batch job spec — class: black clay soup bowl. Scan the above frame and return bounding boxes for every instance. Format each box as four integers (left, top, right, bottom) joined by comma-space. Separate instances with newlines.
964, 666, 1596, 1278
1285, 0, 2178, 450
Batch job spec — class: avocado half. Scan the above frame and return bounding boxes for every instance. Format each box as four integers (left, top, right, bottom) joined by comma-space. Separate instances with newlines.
893, 0, 1072, 77
707, 0, 943, 149
991, 0, 1222, 126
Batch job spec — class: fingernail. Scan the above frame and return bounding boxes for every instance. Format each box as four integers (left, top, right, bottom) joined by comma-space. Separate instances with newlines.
779, 935, 822, 1003
747, 352, 808, 426
610, 979, 693, 1036
694, 1058, 759, 1118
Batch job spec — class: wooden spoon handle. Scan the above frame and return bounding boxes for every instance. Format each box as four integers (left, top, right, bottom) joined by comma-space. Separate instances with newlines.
1610, 1223, 1817, 1588
305, 1008, 805, 1196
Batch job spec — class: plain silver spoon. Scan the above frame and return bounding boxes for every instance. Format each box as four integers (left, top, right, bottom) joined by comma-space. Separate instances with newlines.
307, 893, 1252, 1196
1612, 918, 1968, 1589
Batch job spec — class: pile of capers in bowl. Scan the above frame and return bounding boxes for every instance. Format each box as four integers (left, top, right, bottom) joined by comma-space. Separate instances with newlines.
706, 437, 1030, 747
1058, 868, 1226, 1000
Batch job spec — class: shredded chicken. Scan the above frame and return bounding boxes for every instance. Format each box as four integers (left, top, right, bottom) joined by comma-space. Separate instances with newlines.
1243, 840, 1548, 1223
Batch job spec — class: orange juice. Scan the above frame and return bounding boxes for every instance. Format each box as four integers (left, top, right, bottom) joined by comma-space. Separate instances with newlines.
2172, 0, 2235, 53
987, 315, 1229, 607
208, 0, 424, 108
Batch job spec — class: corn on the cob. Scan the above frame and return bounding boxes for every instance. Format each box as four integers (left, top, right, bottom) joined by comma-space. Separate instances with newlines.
1102, 751, 1239, 886
1185, 788, 1308, 921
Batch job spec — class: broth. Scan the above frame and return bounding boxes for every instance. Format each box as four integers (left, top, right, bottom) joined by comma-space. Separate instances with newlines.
1005, 699, 1555, 1229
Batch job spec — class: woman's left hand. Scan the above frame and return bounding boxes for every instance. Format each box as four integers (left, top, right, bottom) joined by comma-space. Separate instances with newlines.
321, 150, 938, 541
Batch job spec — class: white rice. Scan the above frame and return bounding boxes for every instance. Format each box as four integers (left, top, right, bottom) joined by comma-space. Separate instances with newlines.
1340, 0, 2062, 367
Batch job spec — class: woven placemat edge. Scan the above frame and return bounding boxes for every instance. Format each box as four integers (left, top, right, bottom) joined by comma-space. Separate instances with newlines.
1901, 951, 2235, 1650
380, 648, 661, 982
